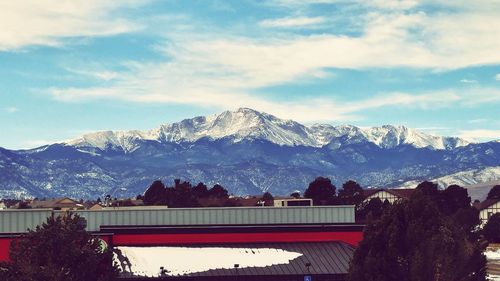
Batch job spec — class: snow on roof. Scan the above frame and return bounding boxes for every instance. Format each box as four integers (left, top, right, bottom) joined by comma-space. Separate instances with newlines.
114, 246, 302, 277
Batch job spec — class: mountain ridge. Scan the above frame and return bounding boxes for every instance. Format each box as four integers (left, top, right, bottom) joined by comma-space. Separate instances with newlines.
1, 108, 497, 199
63, 108, 470, 153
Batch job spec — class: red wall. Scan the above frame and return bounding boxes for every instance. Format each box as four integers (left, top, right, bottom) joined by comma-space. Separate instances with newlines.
112, 231, 363, 247
0, 231, 363, 262
0, 238, 12, 262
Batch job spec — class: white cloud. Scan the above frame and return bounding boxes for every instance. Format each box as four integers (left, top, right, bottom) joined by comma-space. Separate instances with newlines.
467, 119, 488, 124
460, 79, 477, 84
0, 1, 144, 50
65, 68, 120, 81
270, 0, 418, 9
43, 0, 500, 123
495, 74, 500, 81
3, 107, 19, 113
259, 16, 325, 28
458, 130, 500, 142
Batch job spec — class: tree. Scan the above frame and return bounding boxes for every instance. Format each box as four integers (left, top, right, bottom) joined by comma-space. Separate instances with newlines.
487, 185, 500, 200
357, 197, 387, 221
208, 184, 229, 199
170, 180, 199, 208
304, 177, 336, 205
1, 213, 117, 281
192, 182, 209, 198
414, 181, 440, 200
440, 184, 471, 215
348, 189, 487, 281
262, 192, 274, 206
143, 180, 166, 205
338, 180, 364, 207
483, 213, 500, 243
290, 191, 301, 198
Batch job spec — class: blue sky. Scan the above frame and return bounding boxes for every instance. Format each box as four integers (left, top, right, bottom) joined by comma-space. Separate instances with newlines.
0, 0, 499, 149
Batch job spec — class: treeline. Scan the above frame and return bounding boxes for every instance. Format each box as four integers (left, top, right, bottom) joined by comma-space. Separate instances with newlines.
140, 177, 370, 209
142, 179, 231, 207
348, 181, 500, 281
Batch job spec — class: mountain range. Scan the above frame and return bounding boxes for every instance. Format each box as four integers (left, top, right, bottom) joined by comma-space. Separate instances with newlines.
0, 108, 498, 199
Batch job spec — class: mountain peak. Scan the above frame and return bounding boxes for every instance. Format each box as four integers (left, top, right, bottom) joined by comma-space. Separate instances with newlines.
64, 108, 470, 151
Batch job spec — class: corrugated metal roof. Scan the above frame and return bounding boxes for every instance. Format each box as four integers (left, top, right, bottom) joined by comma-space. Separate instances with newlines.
0, 206, 356, 233
117, 242, 354, 278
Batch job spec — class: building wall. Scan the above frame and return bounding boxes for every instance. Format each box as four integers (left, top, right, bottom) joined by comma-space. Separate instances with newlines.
0, 237, 12, 262
112, 231, 363, 247
0, 209, 53, 233
364, 191, 402, 204
0, 206, 356, 233
273, 199, 313, 207
0, 207, 361, 262
480, 201, 500, 226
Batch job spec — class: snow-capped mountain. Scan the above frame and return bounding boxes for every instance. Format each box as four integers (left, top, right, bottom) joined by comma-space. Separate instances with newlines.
0, 108, 497, 199
398, 166, 500, 189
397, 166, 500, 201
67, 108, 469, 152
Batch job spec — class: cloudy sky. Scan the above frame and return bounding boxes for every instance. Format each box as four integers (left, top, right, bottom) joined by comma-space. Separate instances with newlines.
1, 0, 499, 149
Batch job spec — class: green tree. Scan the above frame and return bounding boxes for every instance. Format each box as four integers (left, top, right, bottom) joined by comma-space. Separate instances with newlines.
192, 182, 209, 198
208, 184, 229, 199
262, 192, 274, 206
440, 184, 471, 215
170, 180, 199, 208
357, 197, 389, 221
0, 213, 117, 281
143, 180, 166, 205
338, 180, 364, 207
483, 213, 500, 243
487, 185, 500, 200
348, 189, 486, 281
304, 177, 336, 205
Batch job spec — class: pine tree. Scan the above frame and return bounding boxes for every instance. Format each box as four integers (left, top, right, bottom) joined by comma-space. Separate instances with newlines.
304, 177, 336, 205
348, 189, 487, 281
483, 213, 500, 243
143, 180, 166, 205
262, 192, 274, 206
1, 213, 118, 281
338, 180, 364, 207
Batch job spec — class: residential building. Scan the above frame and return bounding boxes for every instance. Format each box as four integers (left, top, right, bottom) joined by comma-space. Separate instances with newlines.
475, 198, 500, 226
30, 197, 84, 211
273, 197, 313, 207
363, 189, 415, 204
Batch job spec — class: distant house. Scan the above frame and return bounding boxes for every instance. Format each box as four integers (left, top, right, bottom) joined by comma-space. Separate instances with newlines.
0, 201, 6, 210
273, 197, 313, 207
88, 203, 104, 210
363, 189, 415, 204
109, 199, 144, 207
475, 198, 500, 226
30, 197, 84, 211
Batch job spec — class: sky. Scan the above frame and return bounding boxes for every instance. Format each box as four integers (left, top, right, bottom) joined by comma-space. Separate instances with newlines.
0, 0, 499, 149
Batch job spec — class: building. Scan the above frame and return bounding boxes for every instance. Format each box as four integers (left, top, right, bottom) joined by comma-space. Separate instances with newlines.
0, 205, 363, 280
475, 198, 500, 226
116, 242, 354, 281
273, 197, 313, 207
362, 189, 415, 204
30, 197, 84, 210
0, 202, 6, 210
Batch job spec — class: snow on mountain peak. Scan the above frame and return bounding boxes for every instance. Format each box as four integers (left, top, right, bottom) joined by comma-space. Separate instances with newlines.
65, 108, 470, 151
